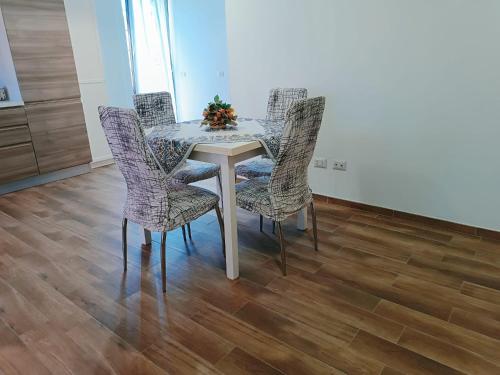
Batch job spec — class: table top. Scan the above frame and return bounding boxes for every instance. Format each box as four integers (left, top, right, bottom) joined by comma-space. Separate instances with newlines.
193, 140, 262, 156
146, 117, 283, 157
146, 118, 283, 176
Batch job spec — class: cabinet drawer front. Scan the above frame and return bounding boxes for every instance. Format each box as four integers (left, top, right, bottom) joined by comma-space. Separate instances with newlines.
0, 107, 28, 128
26, 99, 91, 174
0, 125, 32, 147
0, 143, 39, 184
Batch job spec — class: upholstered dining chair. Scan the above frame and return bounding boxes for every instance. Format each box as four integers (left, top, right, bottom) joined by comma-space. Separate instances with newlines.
99, 106, 225, 292
235, 96, 325, 275
134, 91, 222, 240
235, 88, 308, 180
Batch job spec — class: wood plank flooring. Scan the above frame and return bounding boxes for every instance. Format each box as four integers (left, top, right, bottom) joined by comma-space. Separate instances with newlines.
1, 164, 500, 374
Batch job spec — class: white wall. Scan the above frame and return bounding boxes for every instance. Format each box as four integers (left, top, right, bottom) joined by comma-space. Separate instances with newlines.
0, 7, 23, 104
169, 0, 230, 121
65, 0, 134, 164
94, 0, 134, 108
225, 0, 500, 230
64, 0, 111, 164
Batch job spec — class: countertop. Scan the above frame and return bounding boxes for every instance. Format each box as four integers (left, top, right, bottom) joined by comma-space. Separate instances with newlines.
0, 101, 24, 109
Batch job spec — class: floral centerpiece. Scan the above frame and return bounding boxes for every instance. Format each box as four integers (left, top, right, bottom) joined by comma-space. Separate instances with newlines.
201, 95, 237, 130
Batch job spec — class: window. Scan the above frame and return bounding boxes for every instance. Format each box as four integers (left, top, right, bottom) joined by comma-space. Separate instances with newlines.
122, 0, 175, 99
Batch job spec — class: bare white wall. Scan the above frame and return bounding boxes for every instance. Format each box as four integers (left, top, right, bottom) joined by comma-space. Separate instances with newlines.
94, 0, 134, 109
65, 0, 134, 165
169, 0, 230, 121
225, 0, 500, 230
0, 7, 23, 104
64, 0, 111, 164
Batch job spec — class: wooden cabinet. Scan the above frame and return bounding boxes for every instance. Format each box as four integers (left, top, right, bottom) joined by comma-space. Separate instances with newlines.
0, 0, 92, 188
25, 99, 91, 174
0, 106, 38, 183
0, 107, 28, 128
0, 125, 31, 147
0, 143, 38, 184
0, 0, 80, 103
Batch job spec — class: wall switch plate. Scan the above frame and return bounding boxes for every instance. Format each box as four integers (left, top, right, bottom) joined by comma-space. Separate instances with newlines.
333, 160, 347, 171
314, 158, 327, 169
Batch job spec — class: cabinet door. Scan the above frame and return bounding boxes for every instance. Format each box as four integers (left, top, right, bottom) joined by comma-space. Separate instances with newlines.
0, 143, 38, 184
0, 125, 32, 147
0, 107, 28, 128
25, 99, 91, 174
0, 0, 80, 103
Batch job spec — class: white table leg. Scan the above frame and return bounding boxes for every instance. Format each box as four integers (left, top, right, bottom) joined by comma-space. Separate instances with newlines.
297, 206, 308, 231
219, 156, 239, 279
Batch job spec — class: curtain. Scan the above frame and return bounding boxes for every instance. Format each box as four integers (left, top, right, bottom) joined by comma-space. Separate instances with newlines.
124, 0, 176, 101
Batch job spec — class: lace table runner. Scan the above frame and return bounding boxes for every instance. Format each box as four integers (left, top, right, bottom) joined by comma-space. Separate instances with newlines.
145, 118, 283, 178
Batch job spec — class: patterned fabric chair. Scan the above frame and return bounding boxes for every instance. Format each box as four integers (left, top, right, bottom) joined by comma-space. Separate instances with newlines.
133, 91, 176, 129
134, 91, 222, 239
235, 96, 326, 275
99, 106, 225, 292
235, 88, 308, 179
133, 92, 221, 185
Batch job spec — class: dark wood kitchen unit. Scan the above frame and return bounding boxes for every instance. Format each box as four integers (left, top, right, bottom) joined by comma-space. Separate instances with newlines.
0, 0, 91, 191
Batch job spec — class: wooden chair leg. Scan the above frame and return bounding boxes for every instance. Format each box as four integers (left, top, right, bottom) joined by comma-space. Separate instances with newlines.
122, 218, 128, 272
187, 223, 192, 239
277, 222, 286, 276
215, 205, 226, 258
259, 215, 263, 232
181, 225, 187, 241
143, 229, 152, 246
310, 201, 318, 251
161, 232, 167, 293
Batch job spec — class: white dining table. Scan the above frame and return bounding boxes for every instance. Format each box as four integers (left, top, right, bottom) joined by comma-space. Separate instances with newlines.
189, 140, 308, 280
145, 119, 308, 280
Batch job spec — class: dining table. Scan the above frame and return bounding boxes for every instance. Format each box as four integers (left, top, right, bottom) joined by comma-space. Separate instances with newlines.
145, 118, 308, 280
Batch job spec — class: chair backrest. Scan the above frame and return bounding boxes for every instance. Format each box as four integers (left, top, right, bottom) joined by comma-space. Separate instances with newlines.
268, 97, 326, 215
266, 88, 308, 121
98, 106, 170, 223
133, 91, 176, 129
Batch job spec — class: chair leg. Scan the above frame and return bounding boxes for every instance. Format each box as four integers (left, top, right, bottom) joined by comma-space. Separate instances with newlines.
259, 215, 263, 232
181, 225, 187, 241
187, 222, 192, 239
215, 205, 226, 258
310, 201, 318, 251
272, 220, 276, 234
143, 229, 152, 246
161, 232, 167, 293
122, 218, 128, 272
216, 173, 224, 209
277, 222, 286, 276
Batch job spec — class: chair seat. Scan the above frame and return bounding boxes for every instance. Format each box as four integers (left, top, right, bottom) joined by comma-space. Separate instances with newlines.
235, 157, 274, 179
235, 176, 275, 218
167, 183, 219, 230
236, 176, 313, 222
173, 159, 220, 184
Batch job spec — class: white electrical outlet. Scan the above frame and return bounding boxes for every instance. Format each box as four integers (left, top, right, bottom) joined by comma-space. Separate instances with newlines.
333, 160, 347, 171
314, 158, 327, 169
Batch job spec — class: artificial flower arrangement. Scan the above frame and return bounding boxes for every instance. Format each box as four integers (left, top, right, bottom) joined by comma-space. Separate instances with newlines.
201, 95, 237, 129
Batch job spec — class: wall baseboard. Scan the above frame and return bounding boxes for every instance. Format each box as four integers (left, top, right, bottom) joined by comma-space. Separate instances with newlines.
90, 155, 114, 169
313, 193, 500, 241
0, 164, 91, 195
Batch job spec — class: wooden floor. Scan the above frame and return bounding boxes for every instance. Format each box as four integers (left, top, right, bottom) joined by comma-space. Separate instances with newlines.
1, 165, 500, 374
